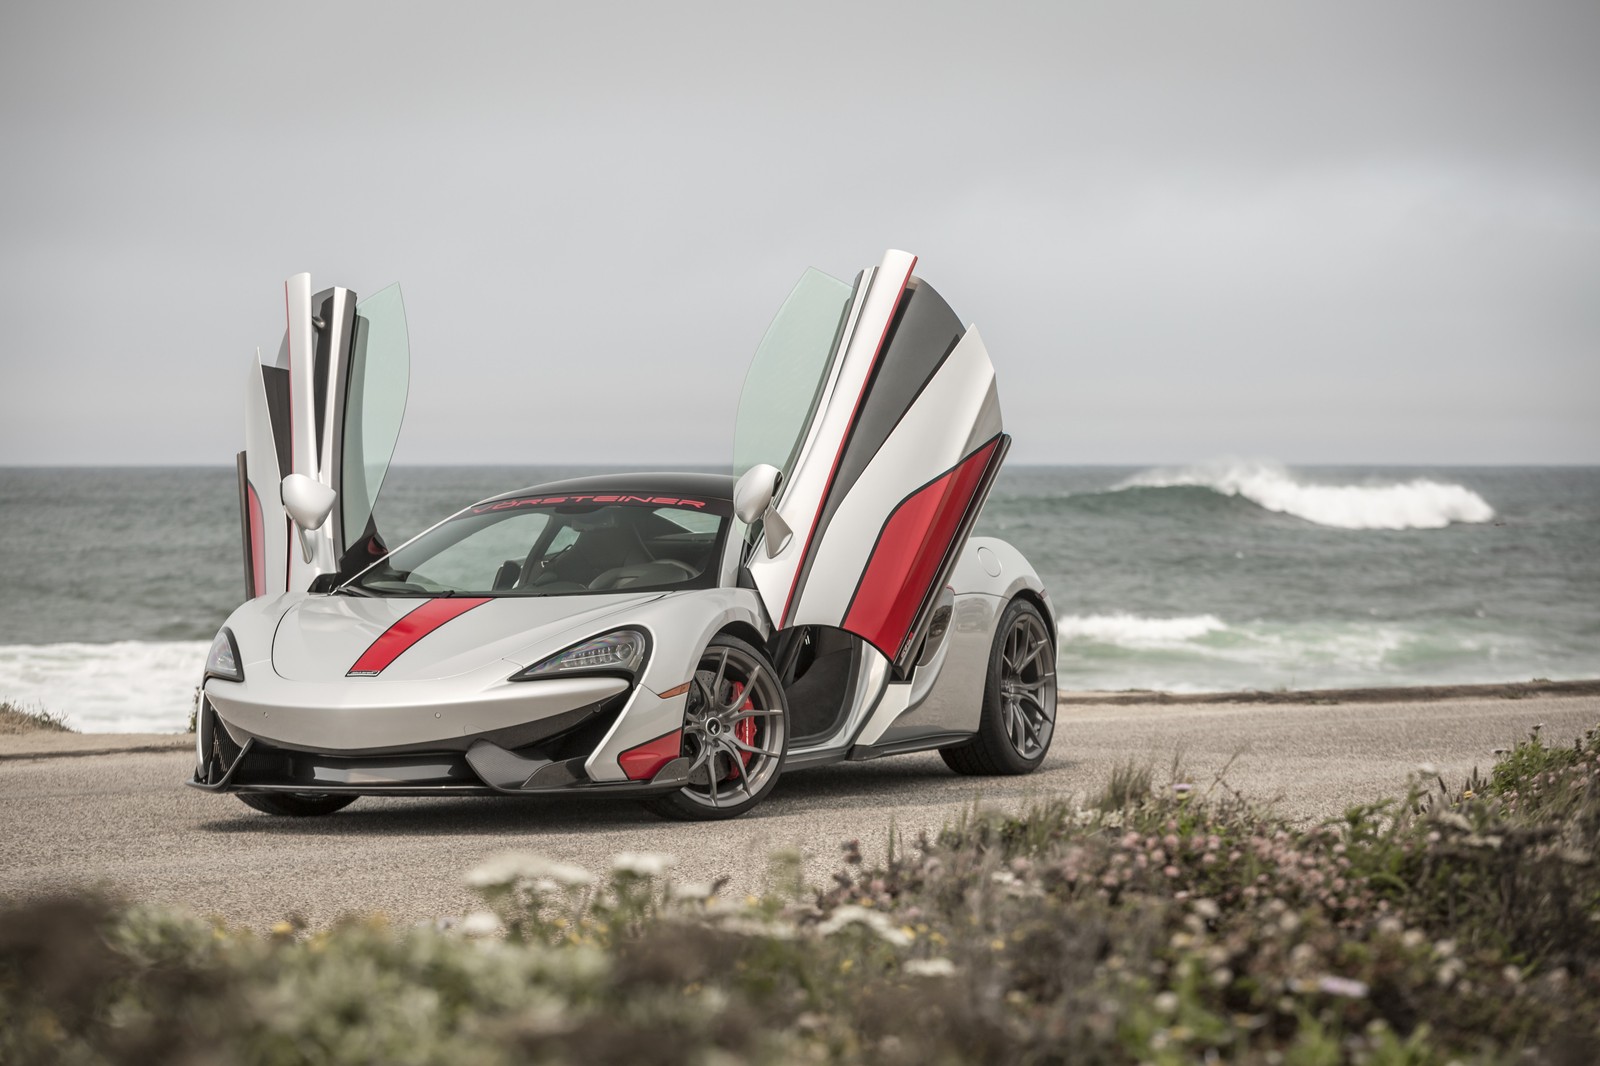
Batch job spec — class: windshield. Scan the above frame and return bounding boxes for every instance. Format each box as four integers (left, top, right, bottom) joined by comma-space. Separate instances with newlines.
344, 493, 731, 597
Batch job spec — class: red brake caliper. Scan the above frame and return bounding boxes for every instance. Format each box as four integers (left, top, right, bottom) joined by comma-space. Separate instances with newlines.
725, 681, 758, 780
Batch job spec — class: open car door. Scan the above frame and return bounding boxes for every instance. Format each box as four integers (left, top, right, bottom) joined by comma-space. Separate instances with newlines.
237, 276, 409, 598
736, 250, 1009, 675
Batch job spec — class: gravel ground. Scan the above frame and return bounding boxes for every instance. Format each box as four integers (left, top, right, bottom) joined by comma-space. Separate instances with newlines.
2, 693, 1595, 930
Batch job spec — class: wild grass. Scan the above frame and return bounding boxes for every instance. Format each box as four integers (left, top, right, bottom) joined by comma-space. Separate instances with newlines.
0, 699, 73, 734
3, 723, 1598, 1064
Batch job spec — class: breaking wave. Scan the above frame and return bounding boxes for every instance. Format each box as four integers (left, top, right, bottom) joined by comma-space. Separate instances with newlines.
1056, 613, 1228, 645
1112, 463, 1494, 530
0, 641, 204, 733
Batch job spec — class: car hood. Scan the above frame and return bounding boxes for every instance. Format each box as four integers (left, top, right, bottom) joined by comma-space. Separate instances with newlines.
271, 592, 665, 682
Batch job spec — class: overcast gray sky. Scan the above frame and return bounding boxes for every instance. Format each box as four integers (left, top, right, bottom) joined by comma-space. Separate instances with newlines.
1, 1, 1595, 466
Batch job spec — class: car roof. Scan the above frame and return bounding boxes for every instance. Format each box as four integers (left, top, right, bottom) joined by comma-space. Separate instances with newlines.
481, 471, 736, 505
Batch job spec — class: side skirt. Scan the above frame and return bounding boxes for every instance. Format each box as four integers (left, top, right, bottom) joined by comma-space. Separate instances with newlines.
846, 731, 975, 762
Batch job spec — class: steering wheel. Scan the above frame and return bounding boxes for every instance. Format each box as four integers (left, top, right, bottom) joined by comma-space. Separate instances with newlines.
517, 542, 575, 589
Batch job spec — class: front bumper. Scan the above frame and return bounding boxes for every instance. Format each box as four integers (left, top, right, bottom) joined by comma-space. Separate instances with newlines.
203, 661, 631, 753
191, 678, 693, 797
185, 736, 694, 797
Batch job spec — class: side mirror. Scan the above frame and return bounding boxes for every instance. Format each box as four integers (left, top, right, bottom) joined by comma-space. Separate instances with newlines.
282, 474, 337, 562
732, 464, 793, 558
733, 464, 780, 524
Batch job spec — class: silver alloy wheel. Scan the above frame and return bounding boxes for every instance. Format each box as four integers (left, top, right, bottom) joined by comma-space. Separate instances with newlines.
998, 608, 1056, 760
679, 643, 786, 810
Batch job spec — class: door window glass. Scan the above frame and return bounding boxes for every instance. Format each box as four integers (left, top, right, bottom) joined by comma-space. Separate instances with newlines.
341, 283, 409, 544
732, 268, 855, 479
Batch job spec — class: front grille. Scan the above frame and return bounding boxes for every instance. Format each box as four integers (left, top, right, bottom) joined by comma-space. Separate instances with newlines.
234, 743, 481, 789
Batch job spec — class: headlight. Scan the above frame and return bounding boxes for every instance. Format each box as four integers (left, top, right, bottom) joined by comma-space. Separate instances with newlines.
204, 628, 244, 682
511, 628, 649, 681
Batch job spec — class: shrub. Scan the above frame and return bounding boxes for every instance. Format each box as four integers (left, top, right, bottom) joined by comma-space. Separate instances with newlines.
2, 724, 1596, 1064
0, 700, 73, 734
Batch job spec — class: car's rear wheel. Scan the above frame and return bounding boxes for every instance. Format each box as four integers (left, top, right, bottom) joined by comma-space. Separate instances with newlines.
941, 598, 1057, 775
642, 635, 788, 821
236, 792, 359, 817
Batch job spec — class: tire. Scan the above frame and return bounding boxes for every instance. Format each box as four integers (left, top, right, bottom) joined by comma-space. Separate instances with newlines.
642, 634, 788, 821
237, 792, 359, 817
940, 598, 1057, 776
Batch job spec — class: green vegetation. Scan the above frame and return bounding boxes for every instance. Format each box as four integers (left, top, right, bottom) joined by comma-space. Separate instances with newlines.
4, 725, 1598, 1064
0, 699, 72, 734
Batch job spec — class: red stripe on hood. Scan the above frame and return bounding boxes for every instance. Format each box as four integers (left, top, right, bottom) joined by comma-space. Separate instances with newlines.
347, 598, 491, 676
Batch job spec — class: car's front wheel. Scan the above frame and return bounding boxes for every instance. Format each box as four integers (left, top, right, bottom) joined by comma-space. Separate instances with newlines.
642, 634, 788, 821
237, 792, 359, 817
941, 597, 1057, 775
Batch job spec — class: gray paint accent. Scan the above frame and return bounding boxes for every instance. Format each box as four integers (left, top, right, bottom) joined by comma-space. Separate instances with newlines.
235, 451, 254, 600
313, 287, 358, 552
260, 363, 292, 478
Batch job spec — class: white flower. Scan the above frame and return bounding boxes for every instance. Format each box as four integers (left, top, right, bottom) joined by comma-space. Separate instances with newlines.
816, 905, 911, 946
1316, 975, 1369, 999
1191, 898, 1220, 921
464, 852, 595, 889
458, 911, 503, 938
715, 916, 798, 940
611, 852, 676, 878
1153, 991, 1180, 1015
904, 957, 956, 978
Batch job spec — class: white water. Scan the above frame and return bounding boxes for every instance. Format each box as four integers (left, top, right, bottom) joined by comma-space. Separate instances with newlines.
1056, 613, 1229, 644
0, 616, 1573, 732
1052, 612, 1550, 693
1116, 462, 1495, 530
0, 641, 205, 733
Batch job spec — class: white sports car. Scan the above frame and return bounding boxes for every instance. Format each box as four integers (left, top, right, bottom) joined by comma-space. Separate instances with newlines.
192, 250, 1057, 820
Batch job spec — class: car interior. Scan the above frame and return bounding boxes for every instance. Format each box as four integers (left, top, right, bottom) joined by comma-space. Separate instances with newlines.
494, 506, 720, 593
775, 625, 862, 743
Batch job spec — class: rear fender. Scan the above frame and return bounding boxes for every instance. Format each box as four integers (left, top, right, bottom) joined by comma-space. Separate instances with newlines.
845, 536, 1049, 744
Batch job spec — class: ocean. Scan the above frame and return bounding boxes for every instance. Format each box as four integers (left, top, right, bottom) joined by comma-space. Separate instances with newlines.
1, 463, 1595, 732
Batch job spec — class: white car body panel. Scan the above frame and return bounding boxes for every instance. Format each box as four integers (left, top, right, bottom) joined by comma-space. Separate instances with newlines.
789, 326, 1002, 626
270, 592, 665, 683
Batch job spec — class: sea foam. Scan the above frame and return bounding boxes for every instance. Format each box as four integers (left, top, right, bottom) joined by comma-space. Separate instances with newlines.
1056, 613, 1228, 645
1115, 462, 1494, 530
0, 640, 205, 734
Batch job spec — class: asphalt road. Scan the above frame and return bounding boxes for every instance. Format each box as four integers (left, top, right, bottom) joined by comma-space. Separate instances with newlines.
3, 694, 1595, 930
